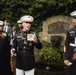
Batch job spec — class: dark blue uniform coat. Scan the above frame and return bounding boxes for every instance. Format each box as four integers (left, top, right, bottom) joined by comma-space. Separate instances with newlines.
0, 31, 12, 75
64, 26, 76, 75
12, 30, 42, 71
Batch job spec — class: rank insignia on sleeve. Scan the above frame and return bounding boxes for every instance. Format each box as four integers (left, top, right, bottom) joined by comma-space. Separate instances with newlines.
2, 32, 7, 36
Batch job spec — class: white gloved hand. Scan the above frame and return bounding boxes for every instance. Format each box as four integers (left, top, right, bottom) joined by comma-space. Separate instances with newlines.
10, 48, 16, 57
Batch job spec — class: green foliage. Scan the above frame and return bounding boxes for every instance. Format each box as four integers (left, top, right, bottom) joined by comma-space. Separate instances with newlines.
0, 0, 76, 32
40, 41, 63, 63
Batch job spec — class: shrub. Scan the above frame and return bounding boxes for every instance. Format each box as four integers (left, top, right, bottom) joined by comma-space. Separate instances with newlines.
40, 41, 63, 63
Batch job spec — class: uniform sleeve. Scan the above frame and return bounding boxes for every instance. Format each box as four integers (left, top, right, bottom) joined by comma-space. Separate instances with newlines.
12, 35, 17, 52
6, 34, 11, 51
64, 30, 70, 60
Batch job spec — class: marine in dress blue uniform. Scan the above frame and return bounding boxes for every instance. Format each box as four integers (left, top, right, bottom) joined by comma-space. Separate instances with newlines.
11, 15, 42, 75
64, 11, 76, 75
0, 21, 12, 75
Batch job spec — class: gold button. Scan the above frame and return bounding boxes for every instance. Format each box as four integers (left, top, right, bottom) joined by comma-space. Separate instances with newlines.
23, 46, 26, 49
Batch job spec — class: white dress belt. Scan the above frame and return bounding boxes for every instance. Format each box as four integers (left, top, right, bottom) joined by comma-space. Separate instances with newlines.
70, 43, 76, 47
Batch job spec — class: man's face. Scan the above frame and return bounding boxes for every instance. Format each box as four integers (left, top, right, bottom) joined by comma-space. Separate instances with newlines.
22, 22, 31, 31
4, 21, 8, 25
72, 18, 76, 26
18, 24, 22, 28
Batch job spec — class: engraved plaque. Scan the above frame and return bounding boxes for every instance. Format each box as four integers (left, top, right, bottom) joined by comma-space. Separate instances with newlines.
48, 21, 70, 34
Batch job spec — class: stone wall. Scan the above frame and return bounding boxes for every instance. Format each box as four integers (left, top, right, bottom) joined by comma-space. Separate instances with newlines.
39, 15, 73, 43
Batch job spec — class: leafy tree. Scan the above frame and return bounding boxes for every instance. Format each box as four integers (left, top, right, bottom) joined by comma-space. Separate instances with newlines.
0, 0, 76, 32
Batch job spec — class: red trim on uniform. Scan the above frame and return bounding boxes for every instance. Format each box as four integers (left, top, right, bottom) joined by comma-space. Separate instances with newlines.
0, 34, 4, 38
